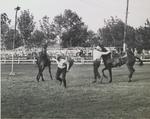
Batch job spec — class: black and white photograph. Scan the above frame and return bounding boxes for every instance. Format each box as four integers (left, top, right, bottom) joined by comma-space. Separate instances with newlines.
1, 0, 150, 118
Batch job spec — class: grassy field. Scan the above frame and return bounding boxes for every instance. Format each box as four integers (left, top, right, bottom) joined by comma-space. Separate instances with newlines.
1, 64, 150, 119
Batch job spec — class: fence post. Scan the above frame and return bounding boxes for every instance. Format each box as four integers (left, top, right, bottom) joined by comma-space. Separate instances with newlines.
4, 58, 6, 64
18, 58, 20, 64
81, 57, 84, 64
33, 57, 35, 64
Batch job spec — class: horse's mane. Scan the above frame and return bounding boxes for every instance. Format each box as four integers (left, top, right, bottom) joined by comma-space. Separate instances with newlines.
126, 48, 134, 57
98, 45, 112, 67
100, 45, 108, 52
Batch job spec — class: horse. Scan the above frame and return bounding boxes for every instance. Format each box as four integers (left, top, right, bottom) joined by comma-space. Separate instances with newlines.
36, 44, 53, 82
99, 45, 143, 83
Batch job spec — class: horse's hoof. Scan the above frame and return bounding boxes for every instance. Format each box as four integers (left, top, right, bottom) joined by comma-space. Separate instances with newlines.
50, 76, 53, 80
42, 79, 45, 81
36, 79, 39, 82
57, 80, 62, 85
64, 85, 67, 88
109, 80, 112, 83
92, 80, 97, 83
128, 80, 132, 82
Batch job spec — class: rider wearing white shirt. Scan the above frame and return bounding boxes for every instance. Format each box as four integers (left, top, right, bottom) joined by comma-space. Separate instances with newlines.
52, 55, 69, 88
93, 46, 110, 61
53, 57, 68, 69
93, 46, 110, 83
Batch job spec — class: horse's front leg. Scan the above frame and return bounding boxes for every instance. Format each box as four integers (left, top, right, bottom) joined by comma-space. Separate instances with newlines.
101, 67, 108, 83
48, 63, 53, 80
39, 66, 45, 81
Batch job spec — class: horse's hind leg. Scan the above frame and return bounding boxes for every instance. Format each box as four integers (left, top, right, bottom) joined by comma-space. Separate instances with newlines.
36, 66, 41, 82
36, 71, 40, 82
101, 67, 108, 83
102, 67, 108, 79
108, 68, 112, 83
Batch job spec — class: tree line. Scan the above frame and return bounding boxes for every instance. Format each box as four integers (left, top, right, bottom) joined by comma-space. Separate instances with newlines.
1, 9, 150, 52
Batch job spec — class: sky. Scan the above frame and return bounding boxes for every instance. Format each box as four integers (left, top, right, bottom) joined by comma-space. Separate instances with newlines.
1, 0, 150, 32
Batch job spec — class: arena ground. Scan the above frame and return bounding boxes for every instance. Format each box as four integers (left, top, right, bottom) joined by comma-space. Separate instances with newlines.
1, 64, 150, 119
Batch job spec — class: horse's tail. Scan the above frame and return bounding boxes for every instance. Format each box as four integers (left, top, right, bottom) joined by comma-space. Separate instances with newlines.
68, 58, 74, 71
135, 56, 143, 66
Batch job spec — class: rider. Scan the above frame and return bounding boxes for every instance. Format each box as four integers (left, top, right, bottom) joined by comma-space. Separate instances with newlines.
52, 53, 70, 88
93, 45, 110, 83
79, 48, 84, 57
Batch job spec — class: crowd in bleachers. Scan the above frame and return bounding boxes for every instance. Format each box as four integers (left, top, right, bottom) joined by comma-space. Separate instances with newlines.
1, 46, 150, 61
1, 47, 93, 61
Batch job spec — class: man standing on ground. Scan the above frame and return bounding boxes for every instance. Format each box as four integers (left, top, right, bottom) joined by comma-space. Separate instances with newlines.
93, 45, 110, 83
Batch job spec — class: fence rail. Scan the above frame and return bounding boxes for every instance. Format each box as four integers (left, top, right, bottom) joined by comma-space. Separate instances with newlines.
1, 58, 150, 64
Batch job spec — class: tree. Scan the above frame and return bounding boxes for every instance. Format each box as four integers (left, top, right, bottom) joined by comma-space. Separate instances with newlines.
1, 13, 11, 49
1, 13, 11, 25
81, 30, 100, 47
4, 29, 22, 49
136, 19, 150, 50
53, 9, 88, 47
18, 10, 35, 47
40, 16, 56, 41
98, 16, 136, 49
31, 30, 45, 47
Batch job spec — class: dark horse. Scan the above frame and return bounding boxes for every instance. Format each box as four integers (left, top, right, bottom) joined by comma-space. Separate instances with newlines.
100, 45, 143, 83
36, 44, 53, 81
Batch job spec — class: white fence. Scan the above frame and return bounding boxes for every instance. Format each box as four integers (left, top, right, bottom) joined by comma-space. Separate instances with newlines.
1, 57, 150, 64
0, 57, 94, 64
1, 48, 150, 64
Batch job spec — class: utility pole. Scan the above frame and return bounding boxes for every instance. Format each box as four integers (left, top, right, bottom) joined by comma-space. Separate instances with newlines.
9, 6, 20, 75
123, 0, 129, 52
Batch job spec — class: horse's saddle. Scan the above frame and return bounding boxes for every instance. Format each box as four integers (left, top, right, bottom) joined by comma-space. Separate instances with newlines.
110, 54, 126, 67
